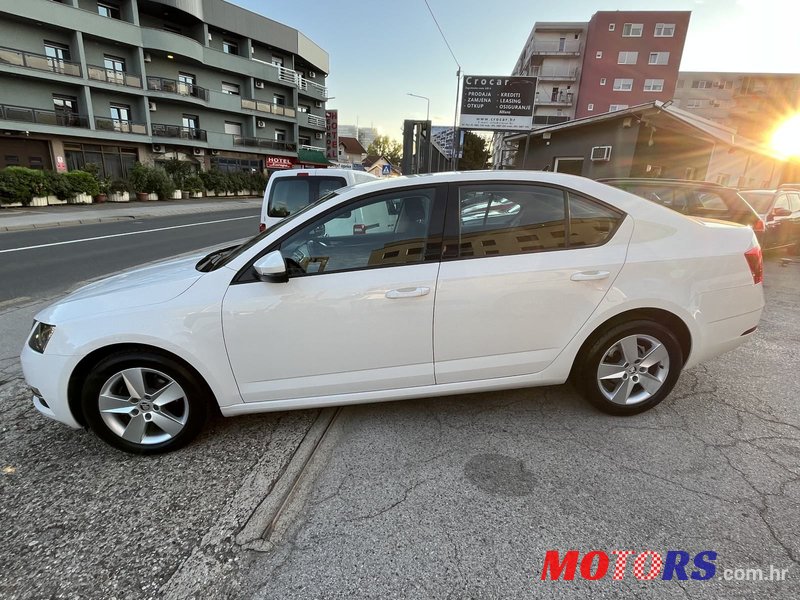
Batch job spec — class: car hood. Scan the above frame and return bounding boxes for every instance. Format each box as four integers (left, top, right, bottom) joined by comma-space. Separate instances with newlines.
36, 253, 206, 323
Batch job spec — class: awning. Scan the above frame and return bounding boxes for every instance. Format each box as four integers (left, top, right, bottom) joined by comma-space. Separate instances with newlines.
297, 148, 331, 166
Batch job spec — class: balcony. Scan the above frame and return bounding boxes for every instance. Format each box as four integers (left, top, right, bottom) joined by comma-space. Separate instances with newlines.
233, 137, 297, 152
536, 92, 574, 106
151, 123, 208, 142
95, 117, 147, 135
253, 60, 328, 99
87, 65, 142, 88
531, 66, 578, 81
532, 115, 571, 126
241, 98, 296, 118
146, 77, 209, 101
530, 41, 581, 56
0, 46, 81, 77
303, 113, 327, 129
0, 103, 89, 128
298, 77, 328, 100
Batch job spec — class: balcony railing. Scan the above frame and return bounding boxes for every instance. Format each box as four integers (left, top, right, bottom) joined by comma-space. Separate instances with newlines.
146, 77, 209, 101
531, 66, 578, 80
536, 92, 574, 106
305, 113, 326, 128
233, 137, 297, 152
0, 103, 89, 127
0, 46, 81, 77
532, 115, 571, 126
252, 59, 328, 99
151, 123, 208, 141
87, 65, 142, 88
95, 117, 148, 134
530, 41, 581, 55
240, 98, 297, 118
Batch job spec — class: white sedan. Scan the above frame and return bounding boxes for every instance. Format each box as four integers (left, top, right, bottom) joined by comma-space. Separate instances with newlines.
21, 172, 765, 454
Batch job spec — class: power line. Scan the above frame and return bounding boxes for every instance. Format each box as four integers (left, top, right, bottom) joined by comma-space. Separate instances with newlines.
423, 0, 461, 70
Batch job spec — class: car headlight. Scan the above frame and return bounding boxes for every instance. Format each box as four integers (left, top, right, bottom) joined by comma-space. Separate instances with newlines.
28, 321, 56, 354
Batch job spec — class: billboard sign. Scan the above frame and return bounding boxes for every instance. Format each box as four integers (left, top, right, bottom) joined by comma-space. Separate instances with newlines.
325, 109, 339, 160
459, 75, 538, 131
430, 126, 465, 159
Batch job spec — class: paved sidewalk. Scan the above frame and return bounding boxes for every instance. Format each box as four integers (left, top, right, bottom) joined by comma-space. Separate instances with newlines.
0, 196, 262, 232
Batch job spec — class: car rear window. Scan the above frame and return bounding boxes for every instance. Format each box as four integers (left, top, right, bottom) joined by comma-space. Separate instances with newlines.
739, 191, 774, 214
268, 176, 347, 217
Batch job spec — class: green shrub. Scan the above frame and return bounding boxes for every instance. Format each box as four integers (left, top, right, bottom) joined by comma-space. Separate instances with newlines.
163, 158, 194, 189
129, 162, 150, 194
109, 179, 131, 194
184, 175, 204, 193
200, 169, 226, 194
0, 167, 46, 205
44, 170, 72, 200
64, 170, 100, 197
149, 167, 175, 199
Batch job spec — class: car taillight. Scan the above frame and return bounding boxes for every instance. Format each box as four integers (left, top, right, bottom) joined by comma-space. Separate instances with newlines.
753, 219, 765, 233
744, 246, 763, 284
259, 223, 266, 233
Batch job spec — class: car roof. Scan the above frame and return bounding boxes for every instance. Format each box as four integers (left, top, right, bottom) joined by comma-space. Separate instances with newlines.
598, 177, 731, 190
269, 168, 375, 179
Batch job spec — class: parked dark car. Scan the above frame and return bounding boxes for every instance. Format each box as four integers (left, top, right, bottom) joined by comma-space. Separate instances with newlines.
598, 178, 788, 250
739, 186, 800, 254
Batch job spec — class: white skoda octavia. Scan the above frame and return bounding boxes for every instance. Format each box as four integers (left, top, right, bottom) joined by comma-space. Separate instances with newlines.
21, 172, 765, 454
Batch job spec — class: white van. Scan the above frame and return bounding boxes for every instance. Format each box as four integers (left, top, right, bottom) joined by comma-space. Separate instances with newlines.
259, 168, 377, 232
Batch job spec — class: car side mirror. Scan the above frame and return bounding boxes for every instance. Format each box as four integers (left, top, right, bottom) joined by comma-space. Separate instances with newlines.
253, 250, 288, 283
772, 207, 792, 218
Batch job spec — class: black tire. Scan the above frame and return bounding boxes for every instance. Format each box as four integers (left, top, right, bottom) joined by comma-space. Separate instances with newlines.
575, 320, 683, 416
81, 351, 210, 454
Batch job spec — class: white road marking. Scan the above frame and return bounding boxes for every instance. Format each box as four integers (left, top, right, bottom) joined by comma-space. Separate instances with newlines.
0, 215, 256, 254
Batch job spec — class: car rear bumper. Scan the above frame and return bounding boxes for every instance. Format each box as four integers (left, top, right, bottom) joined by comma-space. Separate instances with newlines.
685, 306, 763, 369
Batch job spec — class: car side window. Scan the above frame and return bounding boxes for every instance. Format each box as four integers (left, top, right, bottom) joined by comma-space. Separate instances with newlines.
458, 184, 567, 257
775, 194, 790, 211
568, 193, 623, 246
280, 188, 435, 275
789, 193, 800, 212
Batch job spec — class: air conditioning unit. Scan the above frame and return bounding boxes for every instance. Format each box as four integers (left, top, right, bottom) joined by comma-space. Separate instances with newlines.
308, 71, 316, 78
152, 144, 165, 153
255, 80, 265, 89
148, 101, 157, 111
210, 149, 221, 156
257, 120, 266, 128
143, 53, 152, 63
193, 148, 204, 156
314, 100, 323, 108
590, 145, 612, 161
314, 132, 324, 140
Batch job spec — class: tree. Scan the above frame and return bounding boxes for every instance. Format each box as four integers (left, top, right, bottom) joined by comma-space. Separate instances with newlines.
457, 131, 491, 171
367, 135, 402, 165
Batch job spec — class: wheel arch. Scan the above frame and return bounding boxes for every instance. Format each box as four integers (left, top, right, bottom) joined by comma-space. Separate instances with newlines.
569, 307, 692, 380
67, 343, 219, 427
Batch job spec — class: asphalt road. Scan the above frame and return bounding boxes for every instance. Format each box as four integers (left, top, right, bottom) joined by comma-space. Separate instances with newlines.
0, 207, 260, 303
0, 248, 798, 598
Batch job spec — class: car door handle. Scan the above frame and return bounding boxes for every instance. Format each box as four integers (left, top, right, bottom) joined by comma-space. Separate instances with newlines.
570, 270, 610, 281
385, 287, 431, 299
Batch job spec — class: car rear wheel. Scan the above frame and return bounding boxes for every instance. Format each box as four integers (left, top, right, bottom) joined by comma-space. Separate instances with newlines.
576, 320, 683, 415
81, 351, 209, 454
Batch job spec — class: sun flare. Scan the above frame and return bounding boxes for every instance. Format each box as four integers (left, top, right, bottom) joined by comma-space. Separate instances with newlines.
770, 114, 800, 159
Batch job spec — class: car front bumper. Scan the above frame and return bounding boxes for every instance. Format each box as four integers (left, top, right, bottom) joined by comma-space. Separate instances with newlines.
20, 343, 83, 430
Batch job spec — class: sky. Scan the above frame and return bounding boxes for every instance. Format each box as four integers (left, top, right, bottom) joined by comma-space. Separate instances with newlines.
234, 0, 800, 140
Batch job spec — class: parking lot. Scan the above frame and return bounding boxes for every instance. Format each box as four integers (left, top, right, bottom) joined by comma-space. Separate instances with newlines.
1, 256, 798, 599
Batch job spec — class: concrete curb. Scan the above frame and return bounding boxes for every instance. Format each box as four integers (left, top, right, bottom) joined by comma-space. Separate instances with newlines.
0, 216, 137, 232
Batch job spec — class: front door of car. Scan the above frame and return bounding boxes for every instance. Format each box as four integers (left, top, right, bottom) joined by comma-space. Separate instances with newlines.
771, 193, 794, 247
222, 185, 445, 403
433, 182, 633, 384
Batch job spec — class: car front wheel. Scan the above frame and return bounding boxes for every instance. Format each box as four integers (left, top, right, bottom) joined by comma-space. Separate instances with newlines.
576, 320, 683, 415
81, 351, 209, 454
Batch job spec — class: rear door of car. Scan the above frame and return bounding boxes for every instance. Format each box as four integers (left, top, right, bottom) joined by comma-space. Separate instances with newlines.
432, 181, 633, 384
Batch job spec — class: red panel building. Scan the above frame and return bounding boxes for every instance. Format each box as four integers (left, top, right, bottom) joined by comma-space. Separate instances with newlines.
575, 11, 691, 119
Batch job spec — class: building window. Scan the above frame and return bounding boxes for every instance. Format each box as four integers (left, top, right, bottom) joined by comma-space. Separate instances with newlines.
617, 51, 638, 64
272, 56, 284, 67
654, 23, 676, 37
613, 78, 633, 91
224, 121, 242, 136
222, 40, 238, 55
609, 104, 629, 111
622, 23, 643, 37
44, 41, 71, 62
686, 99, 703, 108
600, 78, 607, 85
299, 135, 311, 146
275, 128, 287, 141
677, 79, 685, 88
103, 55, 126, 84
221, 82, 240, 95
608, 23, 616, 31
64, 143, 137, 180
595, 51, 603, 59
692, 80, 712, 89
644, 79, 665, 92
648, 52, 670, 65
722, 81, 733, 90
298, 104, 310, 113
52, 94, 80, 125
587, 103, 594, 111
182, 114, 199, 129
109, 104, 132, 132
273, 93, 286, 106
97, 2, 121, 19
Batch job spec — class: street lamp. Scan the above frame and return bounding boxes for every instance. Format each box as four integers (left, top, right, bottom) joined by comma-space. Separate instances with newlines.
407, 92, 430, 122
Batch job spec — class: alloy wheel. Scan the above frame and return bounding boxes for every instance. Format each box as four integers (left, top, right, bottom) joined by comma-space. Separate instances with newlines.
596, 334, 670, 405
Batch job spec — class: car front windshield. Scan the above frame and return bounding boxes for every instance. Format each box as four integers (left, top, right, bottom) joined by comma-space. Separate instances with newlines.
205, 190, 341, 271
739, 191, 774, 214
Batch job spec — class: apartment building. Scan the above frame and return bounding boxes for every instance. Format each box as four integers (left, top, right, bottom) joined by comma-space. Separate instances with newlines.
674, 72, 800, 143
0, 0, 330, 177
575, 11, 690, 118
